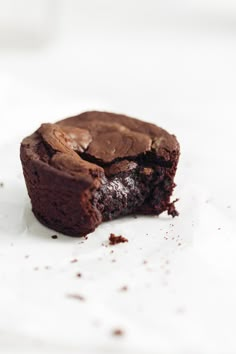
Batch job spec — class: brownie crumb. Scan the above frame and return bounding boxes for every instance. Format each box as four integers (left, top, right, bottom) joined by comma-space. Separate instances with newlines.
112, 328, 124, 336
111, 259, 116, 263
119, 286, 128, 292
24, 255, 30, 259
51, 235, 58, 239
67, 294, 85, 301
76, 273, 82, 278
0, 182, 4, 188
70, 258, 78, 263
167, 199, 179, 217
109, 233, 128, 245
143, 260, 148, 265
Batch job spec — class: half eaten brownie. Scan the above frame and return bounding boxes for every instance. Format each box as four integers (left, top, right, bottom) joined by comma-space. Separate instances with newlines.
20, 111, 180, 236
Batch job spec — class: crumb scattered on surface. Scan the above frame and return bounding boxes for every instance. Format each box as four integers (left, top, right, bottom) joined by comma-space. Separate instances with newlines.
51, 235, 58, 239
34, 267, 39, 271
109, 233, 128, 245
178, 242, 182, 246
218, 227, 221, 230
111, 259, 116, 263
143, 260, 148, 265
110, 250, 114, 254
76, 273, 82, 278
70, 259, 78, 263
67, 294, 85, 301
84, 235, 88, 240
112, 328, 124, 336
167, 199, 179, 217
0, 182, 4, 187
24, 255, 29, 259
45, 266, 51, 270
119, 286, 128, 292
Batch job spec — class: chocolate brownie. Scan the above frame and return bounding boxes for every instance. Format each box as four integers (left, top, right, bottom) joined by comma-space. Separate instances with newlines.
20, 111, 180, 236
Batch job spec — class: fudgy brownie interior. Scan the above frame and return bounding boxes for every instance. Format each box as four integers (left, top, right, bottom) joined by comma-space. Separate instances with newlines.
95, 163, 152, 220
86, 155, 176, 221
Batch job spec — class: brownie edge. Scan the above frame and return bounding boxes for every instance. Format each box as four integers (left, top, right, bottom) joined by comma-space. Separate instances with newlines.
20, 111, 180, 236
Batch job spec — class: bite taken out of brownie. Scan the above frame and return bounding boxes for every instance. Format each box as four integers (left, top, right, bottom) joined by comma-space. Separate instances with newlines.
20, 111, 180, 236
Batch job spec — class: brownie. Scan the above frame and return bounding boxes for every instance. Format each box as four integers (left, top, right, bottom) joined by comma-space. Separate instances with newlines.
20, 111, 180, 236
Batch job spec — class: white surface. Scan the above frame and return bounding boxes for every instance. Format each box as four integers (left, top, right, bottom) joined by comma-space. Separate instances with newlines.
1, 2, 236, 353
1, 115, 236, 354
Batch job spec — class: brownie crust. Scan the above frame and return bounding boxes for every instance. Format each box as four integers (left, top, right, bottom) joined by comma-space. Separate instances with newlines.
20, 111, 180, 236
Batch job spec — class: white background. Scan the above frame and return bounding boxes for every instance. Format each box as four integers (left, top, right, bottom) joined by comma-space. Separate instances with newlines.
0, 1, 236, 353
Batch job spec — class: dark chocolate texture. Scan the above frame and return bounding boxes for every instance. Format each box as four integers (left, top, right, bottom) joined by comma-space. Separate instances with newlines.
20, 111, 180, 236
109, 233, 128, 245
